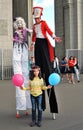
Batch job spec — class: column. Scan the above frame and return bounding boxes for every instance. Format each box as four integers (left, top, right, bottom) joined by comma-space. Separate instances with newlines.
0, 0, 13, 48
77, 0, 83, 49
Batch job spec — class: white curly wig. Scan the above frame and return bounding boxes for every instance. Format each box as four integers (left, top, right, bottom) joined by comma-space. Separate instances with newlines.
13, 17, 26, 29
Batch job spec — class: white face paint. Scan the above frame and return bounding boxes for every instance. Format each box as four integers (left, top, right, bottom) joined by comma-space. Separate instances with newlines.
17, 20, 23, 28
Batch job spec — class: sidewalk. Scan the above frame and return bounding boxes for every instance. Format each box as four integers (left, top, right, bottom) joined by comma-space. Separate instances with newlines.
0, 74, 83, 130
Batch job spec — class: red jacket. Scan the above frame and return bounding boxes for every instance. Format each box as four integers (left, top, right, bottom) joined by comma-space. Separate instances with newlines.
32, 20, 55, 62
68, 59, 76, 67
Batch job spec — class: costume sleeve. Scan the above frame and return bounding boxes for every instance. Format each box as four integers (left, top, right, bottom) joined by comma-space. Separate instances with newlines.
26, 28, 33, 33
13, 32, 19, 42
32, 25, 36, 42
43, 21, 56, 38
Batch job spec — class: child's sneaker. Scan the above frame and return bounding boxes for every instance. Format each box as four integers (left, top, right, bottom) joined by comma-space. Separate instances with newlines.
30, 122, 36, 127
37, 121, 42, 127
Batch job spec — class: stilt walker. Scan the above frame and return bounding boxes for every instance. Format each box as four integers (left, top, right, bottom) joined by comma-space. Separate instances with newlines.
31, 7, 62, 119
13, 17, 32, 118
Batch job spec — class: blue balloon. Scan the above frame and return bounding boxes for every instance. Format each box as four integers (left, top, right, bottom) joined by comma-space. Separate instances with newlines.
48, 73, 60, 86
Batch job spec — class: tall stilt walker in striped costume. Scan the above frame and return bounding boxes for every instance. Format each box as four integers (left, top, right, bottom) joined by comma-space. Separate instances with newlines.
13, 17, 32, 118
31, 7, 62, 119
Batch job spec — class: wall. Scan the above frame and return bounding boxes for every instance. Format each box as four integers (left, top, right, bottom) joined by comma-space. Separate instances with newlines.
0, 0, 13, 49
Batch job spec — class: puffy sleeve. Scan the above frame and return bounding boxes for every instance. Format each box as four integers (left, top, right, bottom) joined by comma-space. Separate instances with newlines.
43, 21, 56, 39
32, 25, 36, 42
13, 31, 19, 42
26, 28, 33, 33
41, 78, 48, 90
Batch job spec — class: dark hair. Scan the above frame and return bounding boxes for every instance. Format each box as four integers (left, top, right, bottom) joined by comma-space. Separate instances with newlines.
62, 56, 66, 60
69, 56, 73, 60
30, 65, 42, 80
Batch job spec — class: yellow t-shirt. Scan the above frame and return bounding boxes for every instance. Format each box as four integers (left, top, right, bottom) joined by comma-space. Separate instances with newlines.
23, 77, 48, 96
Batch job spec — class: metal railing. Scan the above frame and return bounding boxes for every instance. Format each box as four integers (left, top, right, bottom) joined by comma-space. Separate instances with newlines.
0, 49, 13, 80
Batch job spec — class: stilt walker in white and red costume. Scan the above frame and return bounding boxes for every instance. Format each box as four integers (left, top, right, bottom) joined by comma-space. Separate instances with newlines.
31, 7, 62, 119
13, 17, 32, 118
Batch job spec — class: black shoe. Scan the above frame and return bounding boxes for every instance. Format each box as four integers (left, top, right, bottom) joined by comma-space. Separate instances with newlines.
78, 80, 80, 83
37, 121, 42, 127
30, 122, 36, 127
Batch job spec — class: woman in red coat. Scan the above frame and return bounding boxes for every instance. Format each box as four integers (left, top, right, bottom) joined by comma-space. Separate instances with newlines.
68, 56, 76, 84
31, 6, 62, 119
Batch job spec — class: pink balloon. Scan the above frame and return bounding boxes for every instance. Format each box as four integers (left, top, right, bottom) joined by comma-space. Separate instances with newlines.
12, 74, 24, 87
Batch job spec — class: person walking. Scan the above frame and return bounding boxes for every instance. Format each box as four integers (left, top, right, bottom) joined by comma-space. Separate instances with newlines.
68, 56, 76, 84
60, 56, 69, 81
73, 57, 80, 82
53, 56, 61, 74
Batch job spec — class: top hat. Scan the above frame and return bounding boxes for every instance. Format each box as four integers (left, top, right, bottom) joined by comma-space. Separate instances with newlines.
33, 6, 43, 18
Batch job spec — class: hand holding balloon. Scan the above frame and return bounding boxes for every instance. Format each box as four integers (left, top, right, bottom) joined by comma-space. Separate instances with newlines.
47, 85, 52, 89
48, 73, 60, 86
20, 85, 24, 90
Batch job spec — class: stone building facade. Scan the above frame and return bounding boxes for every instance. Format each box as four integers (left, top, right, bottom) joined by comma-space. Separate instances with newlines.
0, 0, 83, 55
0, 0, 33, 49
55, 0, 83, 59
0, 0, 83, 78
0, 0, 13, 48
0, 0, 33, 79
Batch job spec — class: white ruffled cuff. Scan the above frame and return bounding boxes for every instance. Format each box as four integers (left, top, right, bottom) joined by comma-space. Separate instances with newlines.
52, 34, 56, 39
